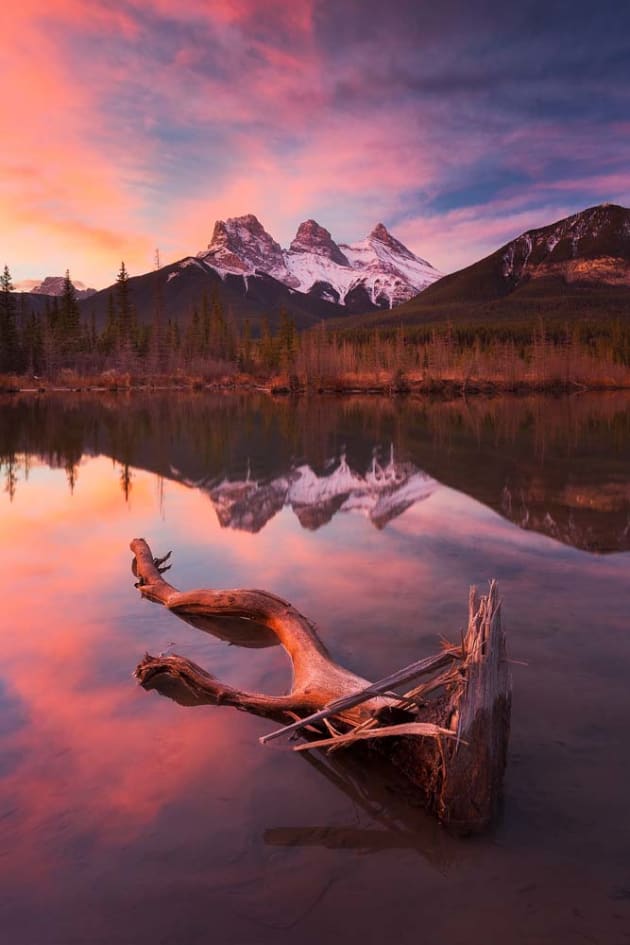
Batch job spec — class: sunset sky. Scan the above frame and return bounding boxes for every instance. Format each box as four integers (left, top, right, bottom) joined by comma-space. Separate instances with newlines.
3, 0, 630, 289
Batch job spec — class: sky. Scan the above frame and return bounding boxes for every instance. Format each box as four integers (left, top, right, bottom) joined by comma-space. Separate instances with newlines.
2, 0, 630, 289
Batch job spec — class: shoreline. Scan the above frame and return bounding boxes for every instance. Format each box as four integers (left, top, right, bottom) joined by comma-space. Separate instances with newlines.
3, 377, 630, 398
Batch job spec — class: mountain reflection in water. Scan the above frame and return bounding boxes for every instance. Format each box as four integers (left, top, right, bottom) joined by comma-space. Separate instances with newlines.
204, 449, 436, 532
1, 390, 629, 552
1, 390, 630, 945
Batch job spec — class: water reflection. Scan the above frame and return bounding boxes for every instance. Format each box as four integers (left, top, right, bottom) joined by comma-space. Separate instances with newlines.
1, 390, 630, 551
144, 595, 455, 868
1, 392, 629, 944
265, 750, 453, 865
208, 448, 436, 532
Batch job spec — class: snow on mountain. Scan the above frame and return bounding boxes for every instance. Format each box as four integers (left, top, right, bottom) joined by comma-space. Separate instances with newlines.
197, 214, 441, 309
289, 219, 350, 266
501, 203, 630, 286
14, 276, 97, 299
200, 214, 285, 276
206, 451, 438, 533
338, 223, 441, 307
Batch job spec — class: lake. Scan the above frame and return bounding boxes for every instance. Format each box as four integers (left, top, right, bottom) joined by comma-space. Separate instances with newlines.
1, 391, 629, 945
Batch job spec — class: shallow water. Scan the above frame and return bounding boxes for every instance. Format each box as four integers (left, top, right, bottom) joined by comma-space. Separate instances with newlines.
1, 391, 629, 945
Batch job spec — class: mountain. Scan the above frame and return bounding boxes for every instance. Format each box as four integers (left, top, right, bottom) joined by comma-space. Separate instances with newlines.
14, 276, 96, 299
196, 214, 440, 311
338, 203, 630, 330
201, 214, 286, 275
79, 214, 439, 331
79, 255, 346, 333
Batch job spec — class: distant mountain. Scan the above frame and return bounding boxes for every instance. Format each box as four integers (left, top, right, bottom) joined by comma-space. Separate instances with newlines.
79, 214, 439, 331
15, 276, 96, 300
338, 203, 630, 330
197, 214, 440, 310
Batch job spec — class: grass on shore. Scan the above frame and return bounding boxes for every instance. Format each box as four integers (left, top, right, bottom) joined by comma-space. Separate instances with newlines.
3, 324, 630, 395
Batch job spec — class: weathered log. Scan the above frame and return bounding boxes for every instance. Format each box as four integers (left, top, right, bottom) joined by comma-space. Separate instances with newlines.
131, 538, 395, 726
130, 538, 511, 833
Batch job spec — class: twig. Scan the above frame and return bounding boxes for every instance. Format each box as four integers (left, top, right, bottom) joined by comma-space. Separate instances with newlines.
260, 649, 458, 745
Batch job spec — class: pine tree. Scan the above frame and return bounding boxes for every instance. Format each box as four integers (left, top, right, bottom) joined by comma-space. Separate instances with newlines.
239, 319, 252, 370
115, 262, 137, 369
184, 306, 202, 366
224, 311, 237, 362
116, 261, 131, 325
102, 292, 118, 354
278, 307, 297, 370
57, 270, 81, 360
43, 297, 60, 377
23, 312, 44, 375
209, 287, 226, 359
0, 265, 18, 373
259, 317, 276, 371
149, 253, 166, 373
200, 291, 211, 357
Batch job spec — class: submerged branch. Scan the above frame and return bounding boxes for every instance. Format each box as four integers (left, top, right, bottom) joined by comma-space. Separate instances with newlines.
130, 538, 511, 833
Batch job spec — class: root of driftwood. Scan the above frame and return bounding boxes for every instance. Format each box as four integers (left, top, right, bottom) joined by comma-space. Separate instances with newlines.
130, 538, 511, 834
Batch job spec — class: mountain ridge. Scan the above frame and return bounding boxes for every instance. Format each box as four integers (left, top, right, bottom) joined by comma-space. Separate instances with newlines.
13, 275, 97, 300
196, 213, 441, 309
335, 203, 630, 331
77, 213, 441, 331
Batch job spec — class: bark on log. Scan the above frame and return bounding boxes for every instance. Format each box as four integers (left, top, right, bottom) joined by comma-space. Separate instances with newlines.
130, 538, 511, 834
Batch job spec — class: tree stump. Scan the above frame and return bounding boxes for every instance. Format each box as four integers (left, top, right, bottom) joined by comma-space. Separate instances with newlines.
130, 538, 511, 833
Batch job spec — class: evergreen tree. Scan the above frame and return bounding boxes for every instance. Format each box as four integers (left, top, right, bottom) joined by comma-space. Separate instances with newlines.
278, 307, 297, 369
42, 297, 60, 377
116, 261, 131, 323
102, 292, 118, 354
149, 255, 166, 373
88, 311, 98, 353
239, 319, 252, 370
115, 262, 137, 369
259, 316, 276, 371
224, 311, 237, 362
209, 287, 226, 359
57, 270, 81, 359
184, 306, 202, 366
116, 263, 136, 340
200, 291, 211, 357
23, 312, 44, 375
0, 265, 18, 372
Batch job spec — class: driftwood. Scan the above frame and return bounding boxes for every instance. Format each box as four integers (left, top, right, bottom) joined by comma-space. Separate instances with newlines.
131, 538, 511, 833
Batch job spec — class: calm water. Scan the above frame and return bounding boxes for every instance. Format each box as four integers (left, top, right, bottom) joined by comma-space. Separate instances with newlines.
1, 391, 629, 945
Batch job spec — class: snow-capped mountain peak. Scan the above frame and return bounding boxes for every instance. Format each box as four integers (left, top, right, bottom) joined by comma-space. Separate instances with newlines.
368, 222, 424, 262
196, 214, 441, 310
289, 220, 350, 266
200, 214, 285, 275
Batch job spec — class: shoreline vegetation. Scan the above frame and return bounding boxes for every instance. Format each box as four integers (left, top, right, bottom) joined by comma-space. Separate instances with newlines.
3, 372, 630, 397
2, 266, 630, 397
2, 326, 630, 398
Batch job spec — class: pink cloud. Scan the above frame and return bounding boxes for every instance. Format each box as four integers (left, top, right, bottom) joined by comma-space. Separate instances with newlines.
1, 3, 157, 282
2, 1, 628, 286
396, 203, 574, 273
